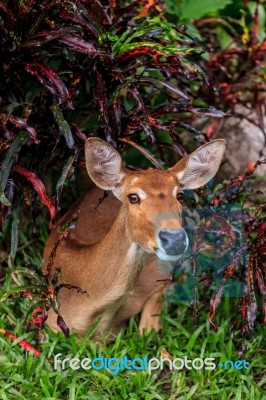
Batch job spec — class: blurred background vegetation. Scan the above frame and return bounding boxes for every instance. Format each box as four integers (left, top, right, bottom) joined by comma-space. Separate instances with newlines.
0, 0, 265, 345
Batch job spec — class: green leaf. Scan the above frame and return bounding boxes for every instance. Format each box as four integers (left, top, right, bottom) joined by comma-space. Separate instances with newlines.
179, 56, 209, 83
56, 153, 77, 198
112, 20, 184, 54
0, 193, 11, 206
51, 105, 74, 149
248, 2, 266, 41
0, 285, 44, 302
0, 131, 28, 206
164, 0, 182, 17
186, 383, 199, 398
181, 0, 233, 19
10, 209, 19, 261
117, 41, 202, 55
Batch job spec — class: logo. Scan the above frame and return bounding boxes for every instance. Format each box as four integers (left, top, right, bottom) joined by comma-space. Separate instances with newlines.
54, 354, 250, 375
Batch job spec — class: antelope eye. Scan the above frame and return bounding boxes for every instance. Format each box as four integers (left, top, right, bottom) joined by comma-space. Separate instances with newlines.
128, 193, 140, 204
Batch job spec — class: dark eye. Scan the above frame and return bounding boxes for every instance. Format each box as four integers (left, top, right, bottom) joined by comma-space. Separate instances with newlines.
128, 193, 140, 204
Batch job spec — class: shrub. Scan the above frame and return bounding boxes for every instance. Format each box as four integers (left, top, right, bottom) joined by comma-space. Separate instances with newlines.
0, 0, 265, 341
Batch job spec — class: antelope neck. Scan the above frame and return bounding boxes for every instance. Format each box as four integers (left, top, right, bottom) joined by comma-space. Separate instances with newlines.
85, 206, 147, 291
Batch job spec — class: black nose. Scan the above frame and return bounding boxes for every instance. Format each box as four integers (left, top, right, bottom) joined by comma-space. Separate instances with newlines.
158, 229, 188, 255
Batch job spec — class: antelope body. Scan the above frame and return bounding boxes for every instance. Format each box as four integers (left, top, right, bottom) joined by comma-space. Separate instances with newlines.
43, 138, 226, 339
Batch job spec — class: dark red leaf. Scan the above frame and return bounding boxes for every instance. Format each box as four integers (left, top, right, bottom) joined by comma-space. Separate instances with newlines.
23, 29, 72, 47
113, 100, 122, 136
12, 165, 56, 228
246, 260, 257, 330
255, 266, 266, 324
60, 10, 99, 38
57, 315, 70, 337
0, 113, 38, 144
139, 77, 191, 101
25, 62, 73, 108
189, 106, 228, 118
29, 307, 48, 330
141, 122, 155, 143
94, 68, 116, 146
208, 265, 236, 331
70, 123, 87, 142
0, 2, 15, 25
58, 34, 98, 55
45, 218, 78, 278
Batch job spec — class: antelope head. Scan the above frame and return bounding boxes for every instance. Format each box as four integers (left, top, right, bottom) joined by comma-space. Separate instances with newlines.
85, 138, 226, 262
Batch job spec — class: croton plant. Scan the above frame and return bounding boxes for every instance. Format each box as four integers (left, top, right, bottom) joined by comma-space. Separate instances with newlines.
0, 0, 265, 342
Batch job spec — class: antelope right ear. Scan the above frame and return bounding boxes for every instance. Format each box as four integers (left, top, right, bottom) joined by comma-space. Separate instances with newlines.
85, 138, 126, 191
169, 139, 226, 190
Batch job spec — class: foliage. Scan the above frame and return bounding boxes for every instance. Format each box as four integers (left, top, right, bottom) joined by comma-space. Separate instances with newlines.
163, 0, 266, 339
165, 0, 234, 20
0, 0, 265, 342
194, 2, 265, 136
169, 161, 266, 349
0, 0, 223, 232
166, 0, 266, 139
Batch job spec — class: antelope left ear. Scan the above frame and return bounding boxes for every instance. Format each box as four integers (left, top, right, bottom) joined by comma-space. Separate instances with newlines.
169, 139, 226, 190
85, 137, 126, 191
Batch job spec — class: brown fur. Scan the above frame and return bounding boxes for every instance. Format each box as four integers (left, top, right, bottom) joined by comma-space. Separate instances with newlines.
43, 138, 226, 339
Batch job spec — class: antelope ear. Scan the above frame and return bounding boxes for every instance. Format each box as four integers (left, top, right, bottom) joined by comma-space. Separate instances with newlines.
169, 139, 226, 190
85, 138, 126, 191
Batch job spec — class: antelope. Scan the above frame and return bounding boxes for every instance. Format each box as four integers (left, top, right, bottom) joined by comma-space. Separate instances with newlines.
43, 137, 226, 339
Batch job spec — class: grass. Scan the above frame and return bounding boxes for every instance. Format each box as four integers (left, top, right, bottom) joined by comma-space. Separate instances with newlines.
0, 227, 265, 400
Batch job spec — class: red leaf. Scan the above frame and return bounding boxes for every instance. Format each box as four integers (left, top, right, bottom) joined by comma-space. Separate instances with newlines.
22, 290, 33, 299
206, 120, 218, 138
248, 162, 256, 171
70, 123, 87, 142
59, 12, 99, 38
116, 46, 158, 63
58, 34, 98, 55
139, 77, 190, 101
25, 62, 73, 108
19, 340, 41, 356
57, 315, 70, 337
12, 165, 56, 228
0, 328, 41, 357
23, 30, 71, 47
29, 307, 48, 330
0, 113, 38, 144
138, 0, 163, 17
0, 2, 15, 25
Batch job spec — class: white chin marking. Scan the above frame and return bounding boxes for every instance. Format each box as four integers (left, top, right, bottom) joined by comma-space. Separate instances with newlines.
156, 250, 183, 262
